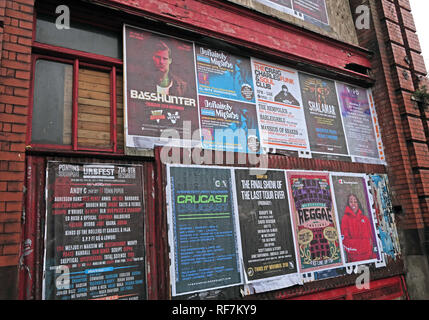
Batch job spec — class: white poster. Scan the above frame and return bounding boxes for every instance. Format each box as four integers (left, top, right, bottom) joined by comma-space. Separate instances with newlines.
252, 58, 310, 154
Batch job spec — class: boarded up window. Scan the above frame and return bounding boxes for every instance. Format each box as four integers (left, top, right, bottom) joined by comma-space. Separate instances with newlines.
78, 67, 112, 149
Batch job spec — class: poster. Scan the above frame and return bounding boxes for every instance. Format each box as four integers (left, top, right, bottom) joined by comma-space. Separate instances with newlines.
195, 44, 256, 104
234, 169, 298, 282
252, 0, 329, 26
252, 59, 310, 152
124, 25, 200, 149
167, 166, 242, 296
292, 0, 329, 25
336, 83, 379, 160
286, 171, 343, 272
299, 73, 348, 156
199, 95, 261, 154
43, 162, 145, 300
369, 174, 401, 261
330, 173, 380, 265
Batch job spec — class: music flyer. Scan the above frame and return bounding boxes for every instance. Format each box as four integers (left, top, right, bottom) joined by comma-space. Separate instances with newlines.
43, 162, 146, 300
252, 58, 310, 152
286, 171, 343, 272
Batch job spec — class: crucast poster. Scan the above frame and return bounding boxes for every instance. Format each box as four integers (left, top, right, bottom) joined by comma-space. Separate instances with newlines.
251, 58, 310, 153
234, 169, 299, 283
330, 173, 380, 265
43, 162, 146, 300
199, 95, 261, 154
167, 166, 242, 296
286, 171, 343, 272
336, 83, 379, 160
195, 44, 256, 104
299, 73, 348, 156
124, 25, 199, 149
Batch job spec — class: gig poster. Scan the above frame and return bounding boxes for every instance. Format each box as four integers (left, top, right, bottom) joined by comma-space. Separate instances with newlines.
299, 73, 348, 156
330, 173, 380, 265
124, 25, 200, 149
199, 95, 261, 154
167, 166, 242, 296
43, 162, 146, 300
234, 169, 298, 282
368, 174, 401, 261
336, 83, 379, 160
195, 44, 256, 104
286, 171, 343, 272
251, 58, 310, 152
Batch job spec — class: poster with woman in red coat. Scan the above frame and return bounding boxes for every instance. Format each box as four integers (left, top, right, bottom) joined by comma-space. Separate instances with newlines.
331, 173, 380, 265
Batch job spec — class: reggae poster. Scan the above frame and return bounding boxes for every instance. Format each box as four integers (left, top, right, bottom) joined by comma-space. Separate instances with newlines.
286, 171, 343, 272
299, 73, 348, 156
124, 25, 199, 149
331, 173, 380, 265
167, 166, 242, 296
234, 169, 299, 283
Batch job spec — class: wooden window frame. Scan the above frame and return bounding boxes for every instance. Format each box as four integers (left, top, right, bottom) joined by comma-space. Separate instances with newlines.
28, 10, 124, 155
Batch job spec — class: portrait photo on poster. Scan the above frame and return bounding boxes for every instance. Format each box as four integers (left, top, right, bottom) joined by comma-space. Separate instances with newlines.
124, 25, 200, 149
330, 173, 380, 267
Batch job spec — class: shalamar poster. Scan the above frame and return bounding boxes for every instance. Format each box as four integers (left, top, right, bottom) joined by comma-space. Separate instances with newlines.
286, 171, 343, 272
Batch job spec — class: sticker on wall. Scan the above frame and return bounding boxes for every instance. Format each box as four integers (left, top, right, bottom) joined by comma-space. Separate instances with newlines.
286, 171, 343, 272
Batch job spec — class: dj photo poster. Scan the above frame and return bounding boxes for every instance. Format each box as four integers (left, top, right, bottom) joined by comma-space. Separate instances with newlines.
331, 173, 380, 265
124, 25, 200, 149
167, 166, 242, 296
286, 171, 343, 272
234, 169, 299, 283
43, 162, 146, 300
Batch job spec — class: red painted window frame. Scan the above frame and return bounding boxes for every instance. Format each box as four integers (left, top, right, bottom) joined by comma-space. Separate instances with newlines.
28, 9, 124, 155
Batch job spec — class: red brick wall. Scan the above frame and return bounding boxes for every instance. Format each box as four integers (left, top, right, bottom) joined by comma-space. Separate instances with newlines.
350, 0, 429, 229
0, 0, 34, 299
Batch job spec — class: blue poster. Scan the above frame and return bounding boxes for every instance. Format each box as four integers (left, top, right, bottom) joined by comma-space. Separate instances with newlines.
199, 95, 261, 154
195, 45, 256, 103
168, 166, 242, 296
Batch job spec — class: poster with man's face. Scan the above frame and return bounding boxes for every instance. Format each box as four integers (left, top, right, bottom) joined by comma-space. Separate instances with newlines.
124, 25, 199, 149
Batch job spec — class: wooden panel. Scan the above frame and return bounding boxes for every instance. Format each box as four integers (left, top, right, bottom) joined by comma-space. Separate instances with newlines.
116, 73, 124, 150
77, 67, 112, 149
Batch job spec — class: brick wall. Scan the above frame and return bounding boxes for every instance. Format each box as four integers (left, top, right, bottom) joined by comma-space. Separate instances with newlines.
350, 0, 429, 230
0, 0, 34, 299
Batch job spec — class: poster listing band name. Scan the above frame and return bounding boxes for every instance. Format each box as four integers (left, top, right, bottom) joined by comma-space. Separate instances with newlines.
251, 58, 310, 152
234, 169, 298, 282
124, 25, 199, 149
168, 166, 242, 296
299, 73, 348, 156
287, 171, 343, 272
43, 162, 145, 300
336, 83, 379, 160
